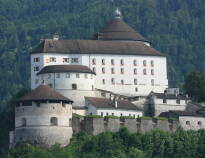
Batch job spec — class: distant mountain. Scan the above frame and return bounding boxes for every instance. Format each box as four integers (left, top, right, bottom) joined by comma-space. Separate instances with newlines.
0, 0, 205, 106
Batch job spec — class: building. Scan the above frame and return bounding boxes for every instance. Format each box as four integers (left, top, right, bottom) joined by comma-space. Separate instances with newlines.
30, 9, 168, 106
85, 97, 143, 118
10, 85, 73, 147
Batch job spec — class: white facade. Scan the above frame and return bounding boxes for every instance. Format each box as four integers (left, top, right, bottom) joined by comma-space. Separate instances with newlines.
31, 51, 168, 97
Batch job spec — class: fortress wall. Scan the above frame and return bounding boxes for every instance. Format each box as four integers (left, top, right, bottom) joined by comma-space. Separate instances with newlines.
72, 117, 180, 135
14, 126, 72, 147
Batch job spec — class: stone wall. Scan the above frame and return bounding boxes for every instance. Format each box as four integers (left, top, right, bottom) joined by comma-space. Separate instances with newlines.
72, 117, 180, 135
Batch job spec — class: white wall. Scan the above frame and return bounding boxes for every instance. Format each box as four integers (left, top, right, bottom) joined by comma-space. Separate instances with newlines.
179, 116, 205, 130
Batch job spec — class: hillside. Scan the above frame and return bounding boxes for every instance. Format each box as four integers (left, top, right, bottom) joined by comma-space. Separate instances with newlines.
0, 0, 205, 107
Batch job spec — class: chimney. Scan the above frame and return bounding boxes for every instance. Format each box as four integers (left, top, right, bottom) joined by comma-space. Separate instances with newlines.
53, 35, 59, 40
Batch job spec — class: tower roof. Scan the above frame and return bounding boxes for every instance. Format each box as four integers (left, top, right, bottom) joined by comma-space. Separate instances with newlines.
37, 65, 95, 75
93, 9, 149, 42
17, 85, 73, 103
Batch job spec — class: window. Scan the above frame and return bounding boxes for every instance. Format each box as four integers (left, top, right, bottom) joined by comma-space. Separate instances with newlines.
151, 79, 154, 86
50, 117, 58, 126
134, 79, 138, 85
102, 67, 105, 74
76, 74, 80, 78
56, 73, 60, 78
84, 74, 88, 79
102, 79, 105, 84
121, 113, 123, 117
63, 58, 69, 63
66, 73, 70, 78
111, 59, 115, 65
92, 67, 96, 73
72, 84, 77, 90
111, 78, 115, 85
33, 57, 40, 62
62, 103, 66, 108
143, 60, 146, 66
133, 60, 137, 66
186, 121, 190, 125
151, 69, 154, 75
121, 80, 124, 85
135, 88, 138, 92
111, 68, 115, 74
151, 60, 154, 67
121, 68, 124, 74
112, 113, 114, 116
106, 112, 109, 116
198, 121, 202, 126
34, 66, 39, 72
101, 112, 103, 116
134, 68, 137, 75
102, 59, 105, 65
22, 118, 27, 127
163, 99, 166, 103
176, 99, 180, 104
50, 57, 56, 62
120, 59, 124, 66
143, 69, 147, 75
92, 58, 96, 65
71, 58, 78, 63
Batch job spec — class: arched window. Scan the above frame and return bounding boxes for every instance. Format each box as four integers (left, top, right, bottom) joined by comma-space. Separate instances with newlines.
143, 69, 147, 75
102, 59, 105, 65
72, 84, 77, 90
143, 60, 147, 66
50, 117, 58, 126
22, 118, 27, 127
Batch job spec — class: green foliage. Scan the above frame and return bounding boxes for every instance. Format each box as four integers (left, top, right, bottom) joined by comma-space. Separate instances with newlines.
104, 115, 119, 119
3, 129, 205, 158
140, 116, 152, 120
85, 115, 103, 118
72, 113, 83, 118
120, 116, 135, 119
1, 0, 205, 108
154, 117, 168, 120
184, 71, 205, 102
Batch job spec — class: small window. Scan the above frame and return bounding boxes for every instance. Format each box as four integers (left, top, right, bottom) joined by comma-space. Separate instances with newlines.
151, 69, 154, 75
111, 68, 115, 74
151, 60, 154, 67
111, 59, 115, 65
62, 103, 66, 107
111, 78, 115, 85
112, 113, 114, 116
135, 88, 138, 92
102, 79, 105, 84
76, 74, 80, 78
56, 73, 60, 78
50, 57, 56, 62
63, 58, 69, 63
186, 121, 190, 125
106, 112, 109, 116
33, 57, 40, 62
84, 74, 88, 79
121, 80, 124, 85
133, 60, 137, 66
198, 121, 202, 126
134, 79, 138, 85
34, 66, 40, 72
121, 113, 123, 116
72, 84, 77, 90
102, 59, 105, 65
50, 117, 58, 126
71, 58, 78, 63
176, 99, 180, 104
143, 60, 146, 66
92, 58, 96, 65
163, 99, 167, 103
121, 68, 124, 74
66, 73, 70, 78
143, 69, 147, 75
134, 68, 137, 75
151, 79, 154, 86
92, 67, 96, 73
101, 112, 103, 116
120, 59, 124, 66
102, 67, 105, 74
22, 118, 27, 127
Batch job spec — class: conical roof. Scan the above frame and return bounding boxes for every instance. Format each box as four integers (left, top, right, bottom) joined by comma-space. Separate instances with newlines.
93, 18, 149, 42
17, 85, 73, 103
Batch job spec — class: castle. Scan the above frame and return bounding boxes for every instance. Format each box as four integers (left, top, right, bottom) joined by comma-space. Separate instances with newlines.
9, 9, 205, 148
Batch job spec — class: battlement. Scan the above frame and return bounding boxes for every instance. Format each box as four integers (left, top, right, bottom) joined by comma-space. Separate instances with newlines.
72, 116, 180, 135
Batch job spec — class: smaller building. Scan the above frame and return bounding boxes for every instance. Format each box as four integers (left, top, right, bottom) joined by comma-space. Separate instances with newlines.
10, 85, 73, 148
85, 97, 143, 118
145, 92, 190, 116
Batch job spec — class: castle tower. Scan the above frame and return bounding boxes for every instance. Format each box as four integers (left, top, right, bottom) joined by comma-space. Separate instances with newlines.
11, 85, 73, 147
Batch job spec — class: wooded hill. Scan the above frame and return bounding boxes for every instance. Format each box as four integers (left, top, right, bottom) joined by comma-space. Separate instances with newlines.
0, 0, 205, 107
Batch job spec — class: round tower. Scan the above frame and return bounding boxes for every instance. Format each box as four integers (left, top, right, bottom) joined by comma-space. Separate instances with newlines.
13, 85, 73, 147
36, 65, 96, 107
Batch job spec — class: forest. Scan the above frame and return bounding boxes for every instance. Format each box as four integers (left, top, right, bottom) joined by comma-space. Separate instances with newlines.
2, 128, 205, 158
0, 0, 205, 108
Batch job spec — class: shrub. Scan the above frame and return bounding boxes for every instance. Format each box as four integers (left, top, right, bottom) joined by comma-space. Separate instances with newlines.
72, 113, 83, 118
139, 116, 152, 120
154, 117, 168, 120
85, 115, 103, 118
104, 115, 119, 119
